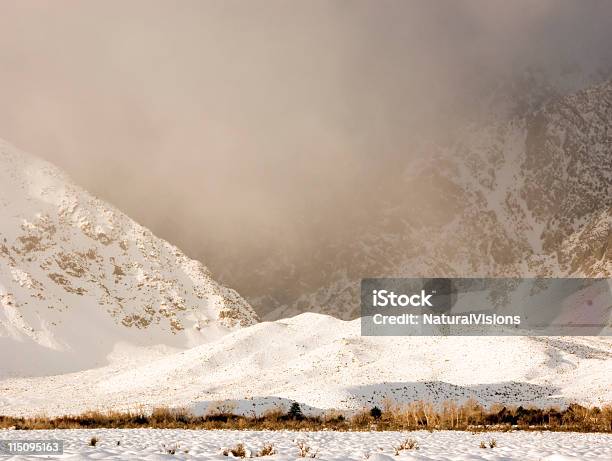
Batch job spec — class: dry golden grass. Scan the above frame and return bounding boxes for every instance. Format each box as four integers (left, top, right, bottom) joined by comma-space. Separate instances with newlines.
257, 443, 277, 457
393, 437, 419, 454
296, 441, 318, 458
0, 401, 610, 432
220, 443, 247, 458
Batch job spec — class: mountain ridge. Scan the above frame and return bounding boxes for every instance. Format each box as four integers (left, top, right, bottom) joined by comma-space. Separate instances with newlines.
0, 139, 258, 377
264, 78, 612, 320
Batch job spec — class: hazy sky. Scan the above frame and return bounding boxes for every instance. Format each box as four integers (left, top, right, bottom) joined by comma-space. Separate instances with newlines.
1, 1, 611, 280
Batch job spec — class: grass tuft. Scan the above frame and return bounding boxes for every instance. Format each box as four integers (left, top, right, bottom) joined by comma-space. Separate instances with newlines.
394, 437, 419, 454
221, 443, 249, 458
296, 441, 318, 458
257, 443, 277, 457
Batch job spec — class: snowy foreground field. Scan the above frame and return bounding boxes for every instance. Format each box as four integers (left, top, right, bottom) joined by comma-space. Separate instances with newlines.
0, 429, 610, 461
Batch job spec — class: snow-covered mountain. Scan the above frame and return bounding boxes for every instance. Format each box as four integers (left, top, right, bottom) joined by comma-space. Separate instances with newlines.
261, 78, 612, 320
1, 313, 610, 417
0, 140, 258, 378
0, 76, 610, 417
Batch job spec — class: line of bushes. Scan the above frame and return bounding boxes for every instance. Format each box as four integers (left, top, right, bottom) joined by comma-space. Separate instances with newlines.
1, 400, 611, 432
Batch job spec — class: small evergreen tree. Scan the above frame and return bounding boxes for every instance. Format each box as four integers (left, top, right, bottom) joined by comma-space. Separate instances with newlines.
370, 406, 382, 420
288, 402, 304, 420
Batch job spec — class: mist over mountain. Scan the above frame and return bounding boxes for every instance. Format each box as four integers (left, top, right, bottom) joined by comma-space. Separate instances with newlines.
1, 2, 612, 319
223, 76, 612, 320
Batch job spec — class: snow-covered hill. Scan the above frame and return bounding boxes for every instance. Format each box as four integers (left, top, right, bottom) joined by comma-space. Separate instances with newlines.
0, 140, 258, 378
1, 313, 610, 417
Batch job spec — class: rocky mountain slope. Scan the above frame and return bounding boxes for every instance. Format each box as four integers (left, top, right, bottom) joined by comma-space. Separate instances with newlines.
263, 78, 612, 320
0, 140, 257, 377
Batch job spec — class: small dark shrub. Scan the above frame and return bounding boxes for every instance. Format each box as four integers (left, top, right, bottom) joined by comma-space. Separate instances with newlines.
370, 406, 382, 420
288, 402, 304, 421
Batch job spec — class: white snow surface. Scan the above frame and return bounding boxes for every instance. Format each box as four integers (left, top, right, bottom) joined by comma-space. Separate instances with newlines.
1, 314, 611, 417
0, 428, 610, 460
